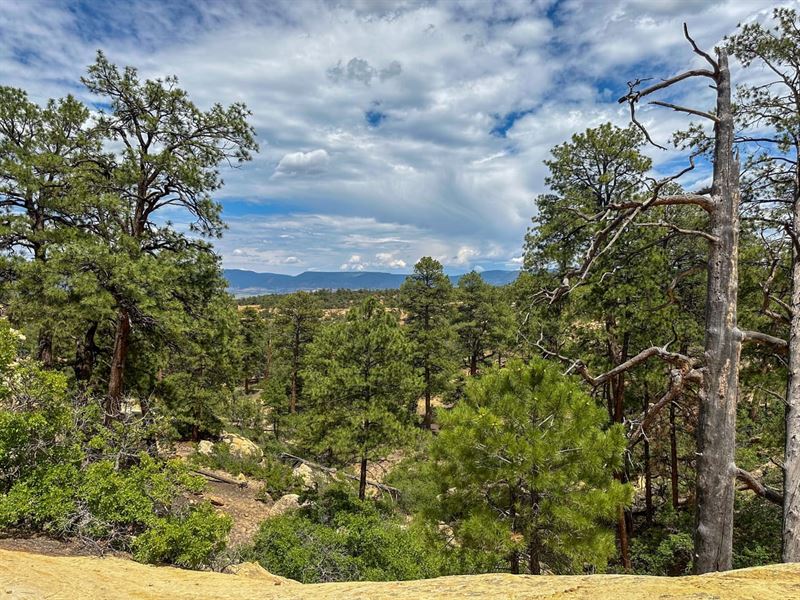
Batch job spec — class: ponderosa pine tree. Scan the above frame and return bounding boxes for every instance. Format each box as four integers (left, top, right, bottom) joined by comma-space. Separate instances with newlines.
239, 307, 271, 393
0, 87, 99, 367
275, 292, 322, 414
80, 52, 257, 421
455, 271, 513, 376
430, 359, 630, 574
301, 297, 419, 500
728, 8, 800, 561
399, 257, 456, 429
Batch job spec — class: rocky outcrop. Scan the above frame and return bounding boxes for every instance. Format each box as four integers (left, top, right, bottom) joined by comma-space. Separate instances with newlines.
197, 440, 214, 456
269, 493, 300, 517
3, 549, 800, 599
220, 432, 263, 460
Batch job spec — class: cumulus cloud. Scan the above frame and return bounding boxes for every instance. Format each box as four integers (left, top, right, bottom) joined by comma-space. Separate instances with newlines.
274, 149, 330, 176
0, 0, 778, 274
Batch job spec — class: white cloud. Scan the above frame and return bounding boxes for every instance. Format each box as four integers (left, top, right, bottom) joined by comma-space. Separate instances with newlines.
274, 149, 330, 176
0, 0, 779, 274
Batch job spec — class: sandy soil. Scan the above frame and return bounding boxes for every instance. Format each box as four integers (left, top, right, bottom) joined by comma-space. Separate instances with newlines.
3, 548, 800, 600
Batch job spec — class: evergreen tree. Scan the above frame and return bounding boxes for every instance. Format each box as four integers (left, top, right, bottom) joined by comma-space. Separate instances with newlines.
302, 297, 420, 499
399, 257, 456, 429
80, 52, 257, 419
239, 307, 271, 393
275, 292, 322, 413
455, 272, 513, 376
429, 359, 631, 574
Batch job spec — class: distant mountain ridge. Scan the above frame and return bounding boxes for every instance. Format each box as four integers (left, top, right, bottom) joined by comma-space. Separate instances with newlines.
224, 268, 519, 296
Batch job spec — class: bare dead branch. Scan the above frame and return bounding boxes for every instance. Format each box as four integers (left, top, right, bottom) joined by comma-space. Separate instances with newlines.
735, 467, 782, 505
635, 221, 719, 243
739, 329, 788, 353
648, 100, 719, 123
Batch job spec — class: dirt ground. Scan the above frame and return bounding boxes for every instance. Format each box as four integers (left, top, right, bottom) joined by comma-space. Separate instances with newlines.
3, 548, 800, 600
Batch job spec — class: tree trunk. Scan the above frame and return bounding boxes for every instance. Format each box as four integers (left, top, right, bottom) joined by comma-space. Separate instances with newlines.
36, 331, 53, 368
694, 49, 741, 574
783, 171, 800, 562
529, 490, 541, 575
670, 399, 680, 510
509, 487, 519, 574
244, 377, 250, 394
106, 308, 131, 424
423, 365, 432, 429
74, 321, 98, 383
358, 454, 368, 501
290, 328, 299, 413
469, 351, 477, 376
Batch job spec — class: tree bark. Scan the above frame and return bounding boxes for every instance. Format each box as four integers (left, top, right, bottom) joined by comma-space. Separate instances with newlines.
670, 399, 680, 510
529, 490, 541, 575
643, 385, 653, 526
694, 49, 741, 574
74, 321, 98, 383
358, 454, 368, 501
423, 365, 432, 429
36, 331, 53, 368
106, 308, 131, 424
783, 166, 800, 561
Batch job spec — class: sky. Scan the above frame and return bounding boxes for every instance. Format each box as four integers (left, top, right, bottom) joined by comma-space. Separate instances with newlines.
0, 0, 790, 274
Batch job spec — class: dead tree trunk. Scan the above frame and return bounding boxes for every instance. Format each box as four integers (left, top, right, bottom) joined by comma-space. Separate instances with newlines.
693, 49, 741, 574
785, 186, 800, 561
670, 399, 680, 510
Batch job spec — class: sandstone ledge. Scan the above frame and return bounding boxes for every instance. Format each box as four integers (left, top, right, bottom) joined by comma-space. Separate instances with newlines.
2, 548, 800, 599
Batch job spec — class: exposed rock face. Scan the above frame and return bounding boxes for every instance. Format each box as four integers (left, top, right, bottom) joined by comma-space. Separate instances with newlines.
269, 493, 300, 517
3, 549, 800, 599
220, 432, 263, 460
197, 440, 214, 456
292, 464, 315, 490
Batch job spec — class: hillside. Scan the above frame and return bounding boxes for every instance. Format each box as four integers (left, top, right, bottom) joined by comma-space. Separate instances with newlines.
2, 549, 800, 599
223, 269, 519, 296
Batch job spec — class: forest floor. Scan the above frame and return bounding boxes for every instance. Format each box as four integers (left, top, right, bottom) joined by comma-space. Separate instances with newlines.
3, 548, 800, 599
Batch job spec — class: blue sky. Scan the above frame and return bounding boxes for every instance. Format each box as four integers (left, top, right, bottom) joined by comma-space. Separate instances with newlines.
0, 0, 787, 273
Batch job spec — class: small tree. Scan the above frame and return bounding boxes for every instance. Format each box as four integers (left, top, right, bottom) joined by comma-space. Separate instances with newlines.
275, 292, 322, 413
455, 272, 513, 376
302, 297, 420, 499
239, 307, 270, 393
430, 359, 630, 574
400, 257, 456, 429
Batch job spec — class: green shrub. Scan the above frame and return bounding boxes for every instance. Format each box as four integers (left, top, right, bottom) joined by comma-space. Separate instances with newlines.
630, 533, 694, 576
249, 511, 443, 583
0, 321, 230, 569
193, 442, 303, 498
133, 503, 232, 568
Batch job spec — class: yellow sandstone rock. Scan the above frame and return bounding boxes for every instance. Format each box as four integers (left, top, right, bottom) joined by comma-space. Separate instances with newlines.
3, 548, 800, 599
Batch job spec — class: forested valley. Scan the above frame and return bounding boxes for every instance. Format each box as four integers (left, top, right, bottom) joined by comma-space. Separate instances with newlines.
3, 9, 800, 584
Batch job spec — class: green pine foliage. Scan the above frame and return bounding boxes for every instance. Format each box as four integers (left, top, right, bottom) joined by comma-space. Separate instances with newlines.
429, 359, 631, 574
399, 257, 457, 427
300, 297, 420, 499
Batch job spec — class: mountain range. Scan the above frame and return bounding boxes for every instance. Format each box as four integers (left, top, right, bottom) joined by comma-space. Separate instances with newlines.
224, 268, 519, 296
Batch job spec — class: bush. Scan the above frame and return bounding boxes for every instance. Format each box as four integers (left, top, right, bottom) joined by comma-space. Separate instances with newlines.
133, 503, 232, 568
192, 442, 303, 498
0, 320, 230, 569
249, 511, 444, 583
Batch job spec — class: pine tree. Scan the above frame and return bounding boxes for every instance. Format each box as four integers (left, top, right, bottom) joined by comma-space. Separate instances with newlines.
302, 297, 420, 499
399, 257, 456, 429
430, 359, 631, 574
275, 292, 322, 413
455, 272, 513, 376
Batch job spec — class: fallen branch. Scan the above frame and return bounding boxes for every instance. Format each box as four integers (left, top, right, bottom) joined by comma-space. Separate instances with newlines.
280, 453, 401, 499
192, 468, 247, 488
735, 467, 782, 506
